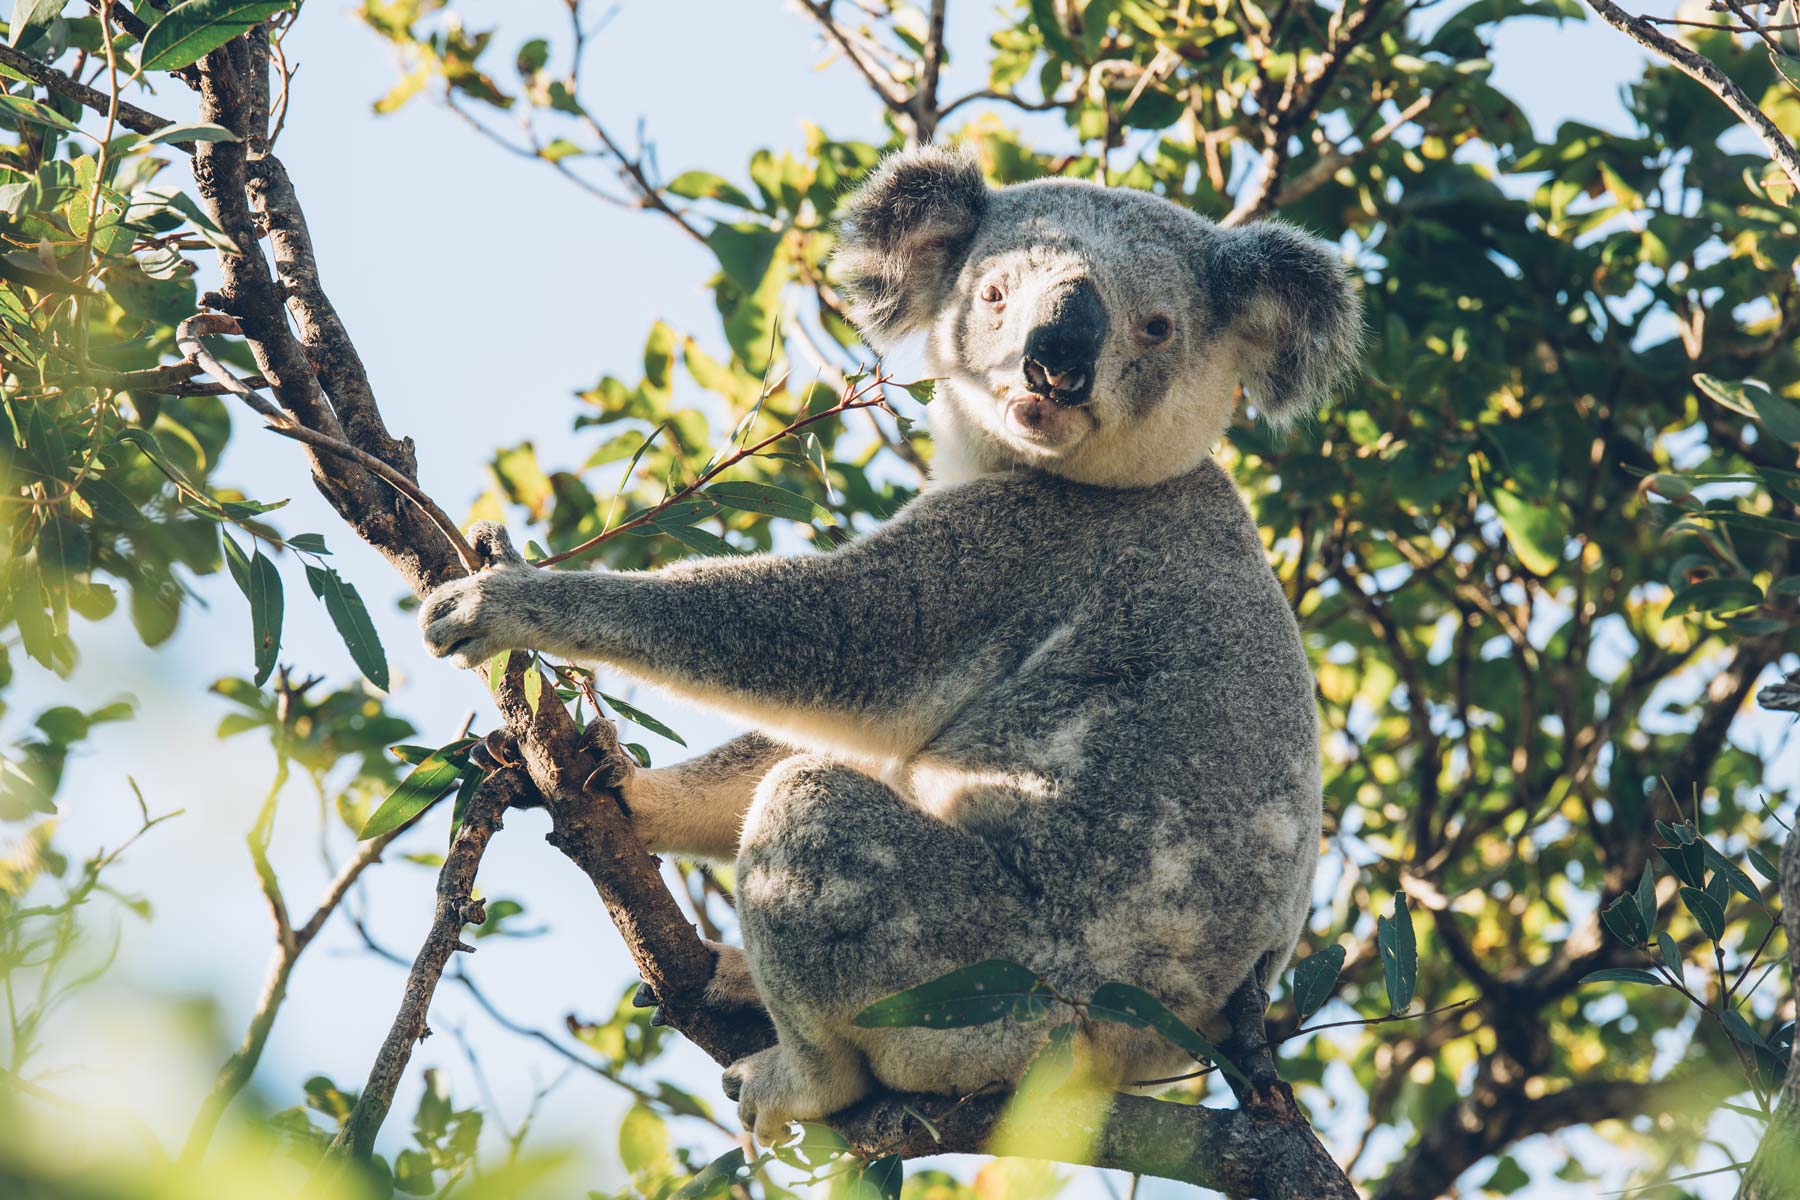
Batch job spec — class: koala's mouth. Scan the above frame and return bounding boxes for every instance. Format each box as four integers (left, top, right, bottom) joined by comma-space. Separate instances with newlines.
1000, 392, 1095, 451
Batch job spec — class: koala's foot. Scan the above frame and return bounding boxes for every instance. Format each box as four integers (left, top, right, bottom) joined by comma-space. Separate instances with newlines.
722, 1040, 871, 1144
632, 942, 766, 1027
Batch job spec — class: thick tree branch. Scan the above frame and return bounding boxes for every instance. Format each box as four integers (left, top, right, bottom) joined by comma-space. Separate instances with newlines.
1580, 0, 1800, 194
0, 42, 176, 139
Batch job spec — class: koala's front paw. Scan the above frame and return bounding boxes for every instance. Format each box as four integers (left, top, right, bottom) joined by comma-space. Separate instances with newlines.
419, 523, 543, 669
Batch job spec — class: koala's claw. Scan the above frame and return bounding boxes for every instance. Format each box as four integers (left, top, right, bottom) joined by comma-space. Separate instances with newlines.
583, 744, 637, 794
631, 981, 657, 1009
468, 520, 526, 568
469, 730, 519, 774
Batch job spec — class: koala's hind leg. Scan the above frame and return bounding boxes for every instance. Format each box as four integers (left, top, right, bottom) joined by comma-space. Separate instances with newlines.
726, 755, 1033, 1141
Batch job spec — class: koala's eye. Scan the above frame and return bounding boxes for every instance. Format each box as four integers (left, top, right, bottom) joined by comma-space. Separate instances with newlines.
979, 283, 1005, 305
1139, 316, 1174, 345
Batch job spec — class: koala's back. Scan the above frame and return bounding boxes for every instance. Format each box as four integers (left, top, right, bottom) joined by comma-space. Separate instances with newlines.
905, 457, 1320, 1027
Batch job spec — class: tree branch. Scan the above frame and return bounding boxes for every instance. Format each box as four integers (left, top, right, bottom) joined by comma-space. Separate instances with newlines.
327, 766, 516, 1161
1580, 0, 1800, 194
0, 42, 177, 139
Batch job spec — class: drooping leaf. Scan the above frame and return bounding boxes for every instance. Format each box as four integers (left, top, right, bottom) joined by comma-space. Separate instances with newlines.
1601, 891, 1650, 947
1700, 841, 1764, 908
600, 691, 687, 746
1291, 944, 1345, 1020
1634, 861, 1657, 935
304, 564, 388, 691
1088, 981, 1246, 1085
1678, 885, 1726, 943
1377, 895, 1418, 1012
247, 548, 283, 687
1656, 931, 1686, 988
853, 960, 1055, 1029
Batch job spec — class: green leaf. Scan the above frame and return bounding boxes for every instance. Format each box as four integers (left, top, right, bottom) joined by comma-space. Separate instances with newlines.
522, 664, 544, 714
303, 564, 389, 691
1088, 981, 1246, 1085
1014, 1022, 1077, 1097
1488, 483, 1566, 575
704, 480, 827, 524
247, 548, 283, 688
654, 520, 743, 558
1291, 944, 1345, 1019
139, 0, 296, 72
672, 1148, 745, 1200
1748, 846, 1782, 882
1377, 895, 1418, 1012
1655, 932, 1685, 987
599, 691, 687, 746
901, 378, 937, 405
1666, 577, 1762, 617
707, 222, 783, 291
1724, 1009, 1773, 1053
1027, 0, 1079, 61
1678, 885, 1726, 943
668, 170, 757, 210
360, 743, 471, 840
853, 959, 1054, 1029
772, 1123, 849, 1170
618, 1103, 670, 1175
145, 121, 241, 145
1634, 861, 1657, 935
286, 532, 329, 554
0, 91, 78, 133
9, 0, 64, 47
1701, 841, 1764, 908
1601, 891, 1650, 946
393, 1147, 435, 1195
860, 1156, 905, 1200
1579, 967, 1664, 986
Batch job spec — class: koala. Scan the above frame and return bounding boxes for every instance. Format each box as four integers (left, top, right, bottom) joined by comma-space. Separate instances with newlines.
418, 145, 1360, 1142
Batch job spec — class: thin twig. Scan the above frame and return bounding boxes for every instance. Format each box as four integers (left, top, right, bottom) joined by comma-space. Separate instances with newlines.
533, 368, 894, 568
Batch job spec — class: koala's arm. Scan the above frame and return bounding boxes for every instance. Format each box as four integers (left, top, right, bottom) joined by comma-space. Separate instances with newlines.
620, 732, 793, 860
419, 490, 1027, 751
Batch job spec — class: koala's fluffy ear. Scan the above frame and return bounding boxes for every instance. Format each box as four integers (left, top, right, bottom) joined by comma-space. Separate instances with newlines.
833, 145, 989, 351
1204, 221, 1362, 424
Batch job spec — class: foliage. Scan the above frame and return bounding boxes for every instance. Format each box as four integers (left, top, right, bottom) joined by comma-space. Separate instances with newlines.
0, 0, 1794, 1197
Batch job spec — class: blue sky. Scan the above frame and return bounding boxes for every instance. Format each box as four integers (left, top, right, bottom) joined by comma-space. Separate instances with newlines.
13, 1, 1743, 1196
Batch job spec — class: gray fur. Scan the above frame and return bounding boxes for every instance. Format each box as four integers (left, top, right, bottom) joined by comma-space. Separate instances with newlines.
419, 148, 1356, 1141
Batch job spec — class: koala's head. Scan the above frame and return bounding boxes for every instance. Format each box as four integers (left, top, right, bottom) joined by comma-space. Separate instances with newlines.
833, 146, 1362, 487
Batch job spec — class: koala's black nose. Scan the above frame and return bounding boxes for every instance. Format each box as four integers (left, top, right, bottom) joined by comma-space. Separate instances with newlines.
1022, 278, 1107, 406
